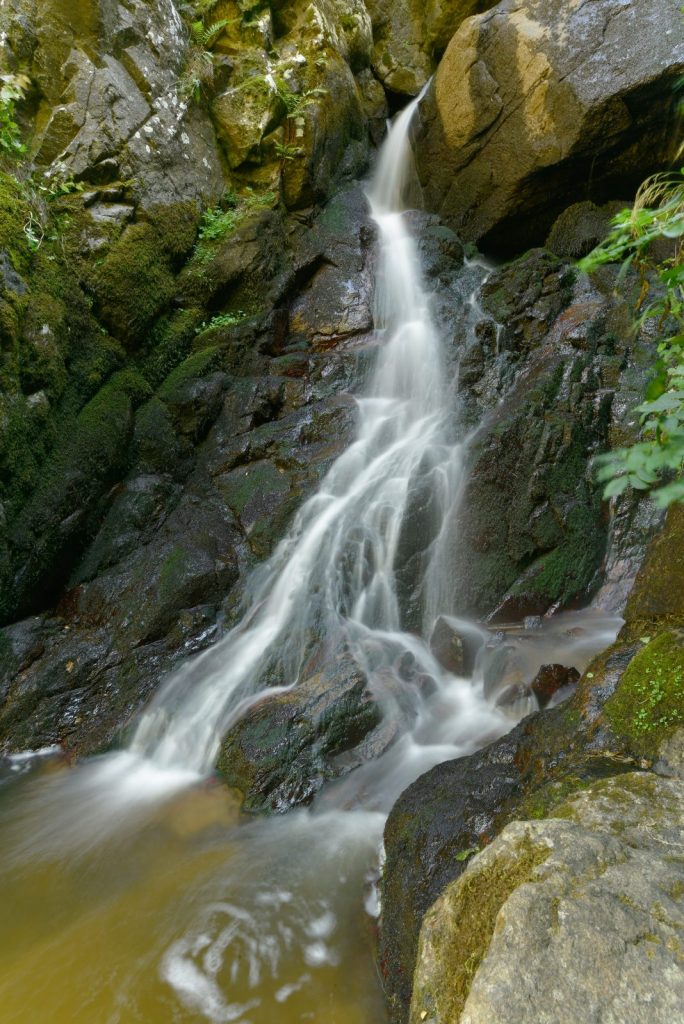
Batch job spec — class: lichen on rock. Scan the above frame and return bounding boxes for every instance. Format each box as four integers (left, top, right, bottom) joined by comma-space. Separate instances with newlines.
410, 774, 684, 1024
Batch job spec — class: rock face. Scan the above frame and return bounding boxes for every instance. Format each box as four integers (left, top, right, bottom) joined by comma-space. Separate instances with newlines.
216, 639, 382, 812
365, 0, 498, 96
380, 504, 684, 1023
0, 184, 377, 755
410, 773, 684, 1024
446, 247, 653, 622
15, 0, 225, 209
414, 0, 684, 251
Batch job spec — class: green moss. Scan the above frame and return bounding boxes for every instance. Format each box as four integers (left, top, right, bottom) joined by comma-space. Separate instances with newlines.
515, 773, 594, 821
416, 836, 550, 1021
91, 222, 175, 348
132, 397, 188, 476
0, 171, 33, 276
625, 505, 684, 626
145, 201, 201, 263
158, 545, 192, 603
17, 292, 68, 397
141, 308, 204, 389
0, 391, 57, 514
156, 345, 223, 403
604, 632, 684, 756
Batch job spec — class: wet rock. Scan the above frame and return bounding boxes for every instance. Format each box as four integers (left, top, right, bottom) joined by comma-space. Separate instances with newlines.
494, 682, 532, 710
415, 0, 684, 253
365, 0, 433, 95
530, 663, 580, 709
365, 0, 496, 96
410, 774, 684, 1024
0, 177, 376, 753
280, 53, 369, 211
546, 200, 628, 259
429, 616, 485, 676
449, 248, 652, 621
379, 698, 639, 1023
381, 504, 684, 1023
216, 642, 381, 813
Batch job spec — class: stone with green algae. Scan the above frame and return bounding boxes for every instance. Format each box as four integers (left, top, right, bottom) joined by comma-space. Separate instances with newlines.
410, 773, 684, 1024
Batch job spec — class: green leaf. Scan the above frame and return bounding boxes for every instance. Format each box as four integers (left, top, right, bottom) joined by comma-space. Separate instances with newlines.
455, 848, 478, 862
603, 475, 630, 498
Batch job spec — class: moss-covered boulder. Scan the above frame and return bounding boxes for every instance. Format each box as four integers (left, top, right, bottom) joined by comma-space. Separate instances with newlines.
410, 773, 684, 1024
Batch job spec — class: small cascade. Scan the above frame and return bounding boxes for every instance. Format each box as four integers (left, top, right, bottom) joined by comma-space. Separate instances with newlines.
129, 92, 495, 780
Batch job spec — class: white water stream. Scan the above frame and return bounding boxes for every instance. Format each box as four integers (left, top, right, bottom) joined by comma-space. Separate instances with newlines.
129, 94, 483, 778
0, 99, 621, 1024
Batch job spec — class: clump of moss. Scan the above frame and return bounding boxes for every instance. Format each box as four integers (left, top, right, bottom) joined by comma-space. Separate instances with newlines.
156, 345, 223, 403
0, 171, 33, 276
145, 201, 201, 263
604, 631, 684, 756
132, 397, 190, 477
91, 222, 176, 348
141, 308, 205, 389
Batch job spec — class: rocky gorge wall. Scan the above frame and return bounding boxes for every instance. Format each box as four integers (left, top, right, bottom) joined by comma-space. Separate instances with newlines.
1, 1, 683, 1021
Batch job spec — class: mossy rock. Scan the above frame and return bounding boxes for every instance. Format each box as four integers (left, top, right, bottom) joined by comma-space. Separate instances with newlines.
624, 504, 684, 627
140, 308, 205, 390
90, 222, 175, 348
0, 172, 34, 278
603, 631, 684, 757
0, 369, 151, 621
410, 834, 551, 1023
216, 661, 381, 814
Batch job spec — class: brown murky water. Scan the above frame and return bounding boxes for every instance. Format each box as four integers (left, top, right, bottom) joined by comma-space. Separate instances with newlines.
0, 760, 387, 1024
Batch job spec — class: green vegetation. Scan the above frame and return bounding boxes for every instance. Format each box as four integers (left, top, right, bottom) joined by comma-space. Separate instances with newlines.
92, 222, 176, 347
179, 13, 234, 101
0, 73, 29, 159
195, 311, 248, 333
192, 188, 277, 265
604, 631, 684, 754
580, 171, 684, 506
238, 73, 327, 119
275, 142, 303, 161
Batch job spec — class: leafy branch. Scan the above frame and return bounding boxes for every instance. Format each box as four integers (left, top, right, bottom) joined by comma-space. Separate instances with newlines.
580, 170, 684, 506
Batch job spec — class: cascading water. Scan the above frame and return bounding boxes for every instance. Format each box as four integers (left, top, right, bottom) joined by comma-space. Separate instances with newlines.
129, 93, 481, 780
0, 98, 622, 1024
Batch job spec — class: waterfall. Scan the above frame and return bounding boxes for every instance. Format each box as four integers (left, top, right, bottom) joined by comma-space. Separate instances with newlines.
130, 93, 470, 777
0, 98, 624, 1024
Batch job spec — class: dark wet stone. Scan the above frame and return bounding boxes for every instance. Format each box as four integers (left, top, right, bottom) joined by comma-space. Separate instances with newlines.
216, 642, 381, 814
531, 664, 580, 709
429, 616, 485, 677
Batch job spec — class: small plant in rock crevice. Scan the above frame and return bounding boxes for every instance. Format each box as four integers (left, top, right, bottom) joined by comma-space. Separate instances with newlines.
192, 188, 277, 266
195, 310, 249, 334
178, 16, 234, 101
